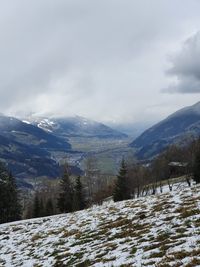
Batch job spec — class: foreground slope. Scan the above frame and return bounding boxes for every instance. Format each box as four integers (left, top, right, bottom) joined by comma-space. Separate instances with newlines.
130, 101, 200, 159
0, 184, 200, 267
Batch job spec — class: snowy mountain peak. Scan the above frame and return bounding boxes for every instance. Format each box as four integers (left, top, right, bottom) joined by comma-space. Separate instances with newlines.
23, 115, 128, 139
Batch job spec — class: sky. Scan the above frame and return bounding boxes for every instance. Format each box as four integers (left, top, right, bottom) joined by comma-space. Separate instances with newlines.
1, 0, 200, 126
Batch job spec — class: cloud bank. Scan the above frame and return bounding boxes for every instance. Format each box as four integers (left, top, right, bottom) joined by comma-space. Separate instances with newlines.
1, 0, 200, 123
166, 32, 200, 94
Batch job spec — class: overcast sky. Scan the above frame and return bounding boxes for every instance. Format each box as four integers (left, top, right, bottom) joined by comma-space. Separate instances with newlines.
1, 0, 200, 125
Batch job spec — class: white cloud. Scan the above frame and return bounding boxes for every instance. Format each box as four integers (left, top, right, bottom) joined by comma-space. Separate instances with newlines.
1, 0, 200, 123
165, 31, 200, 94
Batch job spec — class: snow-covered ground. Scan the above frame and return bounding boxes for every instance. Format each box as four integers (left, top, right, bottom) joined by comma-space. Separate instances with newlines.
0, 183, 200, 267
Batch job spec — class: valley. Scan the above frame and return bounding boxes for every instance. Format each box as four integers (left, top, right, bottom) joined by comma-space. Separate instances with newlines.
0, 115, 132, 187
1, 3, 200, 266
2, 102, 200, 187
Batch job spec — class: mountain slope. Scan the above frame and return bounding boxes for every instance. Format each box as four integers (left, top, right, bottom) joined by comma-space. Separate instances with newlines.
0, 134, 59, 178
24, 115, 128, 139
0, 116, 71, 151
130, 102, 200, 159
0, 115, 72, 179
0, 183, 199, 266
0, 114, 128, 179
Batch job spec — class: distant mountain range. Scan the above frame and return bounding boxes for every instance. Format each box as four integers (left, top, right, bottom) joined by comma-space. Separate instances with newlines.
6, 100, 200, 182
0, 115, 71, 181
0, 114, 127, 184
24, 115, 128, 139
0, 116, 71, 151
130, 101, 200, 159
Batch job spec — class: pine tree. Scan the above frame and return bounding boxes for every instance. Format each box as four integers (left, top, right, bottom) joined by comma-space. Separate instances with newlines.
45, 198, 54, 216
193, 149, 200, 184
0, 162, 21, 223
57, 165, 74, 213
73, 176, 85, 211
6, 172, 21, 222
113, 159, 130, 202
33, 193, 40, 218
39, 198, 45, 217
0, 162, 8, 223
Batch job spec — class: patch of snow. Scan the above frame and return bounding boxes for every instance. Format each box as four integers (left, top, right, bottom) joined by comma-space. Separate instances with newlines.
0, 183, 199, 266
22, 120, 31, 124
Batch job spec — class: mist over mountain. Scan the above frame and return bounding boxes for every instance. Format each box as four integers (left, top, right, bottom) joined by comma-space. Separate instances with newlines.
2, 100, 200, 181
107, 121, 152, 139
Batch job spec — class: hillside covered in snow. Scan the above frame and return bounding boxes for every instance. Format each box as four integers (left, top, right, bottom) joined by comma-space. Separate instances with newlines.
0, 183, 200, 267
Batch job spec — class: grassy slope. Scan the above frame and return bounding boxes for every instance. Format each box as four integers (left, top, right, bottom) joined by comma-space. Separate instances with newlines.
0, 184, 200, 267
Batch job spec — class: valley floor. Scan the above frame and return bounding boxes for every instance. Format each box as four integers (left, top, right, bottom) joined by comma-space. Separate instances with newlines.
0, 183, 200, 267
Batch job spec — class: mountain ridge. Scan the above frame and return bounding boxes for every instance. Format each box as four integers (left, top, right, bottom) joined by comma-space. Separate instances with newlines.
130, 101, 200, 159
0, 114, 128, 182
0, 115, 72, 180
23, 115, 128, 139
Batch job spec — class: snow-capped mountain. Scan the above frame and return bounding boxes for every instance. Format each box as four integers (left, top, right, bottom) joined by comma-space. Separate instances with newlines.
0, 115, 72, 180
130, 101, 200, 159
0, 115, 71, 151
0, 114, 128, 181
24, 115, 128, 139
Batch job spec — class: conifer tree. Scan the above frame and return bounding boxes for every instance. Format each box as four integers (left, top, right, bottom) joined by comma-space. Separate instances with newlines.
33, 193, 40, 218
45, 198, 54, 216
193, 149, 200, 184
39, 198, 45, 217
0, 162, 21, 223
113, 159, 130, 202
57, 165, 74, 213
73, 176, 85, 211
0, 162, 8, 223
6, 172, 21, 222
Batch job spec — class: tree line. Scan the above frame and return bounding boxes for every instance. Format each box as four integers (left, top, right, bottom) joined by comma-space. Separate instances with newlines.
24, 165, 86, 219
1, 138, 200, 224
0, 161, 87, 223
113, 138, 200, 202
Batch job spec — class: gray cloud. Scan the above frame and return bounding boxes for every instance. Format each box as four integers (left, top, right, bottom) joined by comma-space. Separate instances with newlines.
1, 0, 200, 123
165, 32, 200, 94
